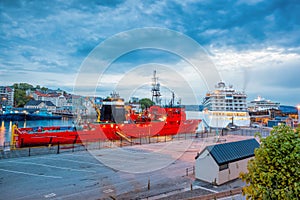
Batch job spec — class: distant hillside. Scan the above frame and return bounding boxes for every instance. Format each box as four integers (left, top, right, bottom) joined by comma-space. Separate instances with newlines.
184, 105, 201, 111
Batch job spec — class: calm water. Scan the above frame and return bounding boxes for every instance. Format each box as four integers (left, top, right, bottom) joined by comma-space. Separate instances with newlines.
0, 118, 73, 145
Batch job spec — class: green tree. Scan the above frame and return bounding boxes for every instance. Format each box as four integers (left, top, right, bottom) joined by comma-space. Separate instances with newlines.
240, 124, 300, 199
13, 83, 33, 107
41, 86, 48, 92
14, 89, 32, 107
139, 98, 154, 110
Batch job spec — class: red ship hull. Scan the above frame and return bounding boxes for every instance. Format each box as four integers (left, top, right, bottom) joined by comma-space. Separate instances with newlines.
14, 106, 200, 147
14, 120, 200, 148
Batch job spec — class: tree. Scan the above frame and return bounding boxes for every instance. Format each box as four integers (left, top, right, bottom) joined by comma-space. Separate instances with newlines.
139, 98, 154, 110
13, 83, 34, 107
14, 89, 32, 107
240, 124, 300, 199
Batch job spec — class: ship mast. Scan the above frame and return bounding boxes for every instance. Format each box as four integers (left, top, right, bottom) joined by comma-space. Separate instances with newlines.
151, 70, 161, 105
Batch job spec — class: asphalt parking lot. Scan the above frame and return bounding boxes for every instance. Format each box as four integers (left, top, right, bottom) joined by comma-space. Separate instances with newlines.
0, 135, 251, 199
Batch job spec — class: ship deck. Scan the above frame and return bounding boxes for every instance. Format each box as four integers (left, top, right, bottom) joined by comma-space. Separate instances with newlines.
0, 134, 254, 199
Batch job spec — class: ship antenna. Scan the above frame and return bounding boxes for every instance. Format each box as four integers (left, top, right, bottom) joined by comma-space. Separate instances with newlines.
151, 70, 161, 105
169, 90, 175, 107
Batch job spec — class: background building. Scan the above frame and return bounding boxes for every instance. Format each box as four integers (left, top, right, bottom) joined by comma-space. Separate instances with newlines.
0, 86, 14, 108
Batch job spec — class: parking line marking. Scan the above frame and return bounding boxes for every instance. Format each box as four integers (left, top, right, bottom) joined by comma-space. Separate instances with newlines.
39, 157, 104, 167
0, 168, 62, 179
194, 185, 218, 193
7, 161, 96, 173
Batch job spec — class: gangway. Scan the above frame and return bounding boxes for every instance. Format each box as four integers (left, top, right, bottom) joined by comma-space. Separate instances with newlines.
115, 131, 132, 143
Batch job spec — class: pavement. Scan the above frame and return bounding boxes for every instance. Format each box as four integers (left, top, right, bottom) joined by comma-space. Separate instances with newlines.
0, 134, 252, 200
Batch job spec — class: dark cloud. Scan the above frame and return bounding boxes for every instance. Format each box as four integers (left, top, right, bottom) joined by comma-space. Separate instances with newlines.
0, 0, 299, 105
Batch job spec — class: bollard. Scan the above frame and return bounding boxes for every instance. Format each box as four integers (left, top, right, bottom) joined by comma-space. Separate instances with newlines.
57, 143, 60, 154
28, 148, 31, 157
186, 168, 188, 176
148, 178, 150, 190
139, 135, 142, 145
190, 184, 193, 191
193, 166, 195, 175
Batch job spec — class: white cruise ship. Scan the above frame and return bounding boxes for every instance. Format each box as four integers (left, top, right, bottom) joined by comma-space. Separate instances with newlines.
202, 81, 250, 128
248, 96, 280, 112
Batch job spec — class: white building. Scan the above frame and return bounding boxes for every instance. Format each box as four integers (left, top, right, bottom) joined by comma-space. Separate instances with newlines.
24, 100, 56, 112
195, 138, 259, 185
0, 86, 14, 107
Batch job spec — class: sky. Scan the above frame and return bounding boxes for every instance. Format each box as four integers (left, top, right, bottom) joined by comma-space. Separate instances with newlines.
0, 0, 300, 106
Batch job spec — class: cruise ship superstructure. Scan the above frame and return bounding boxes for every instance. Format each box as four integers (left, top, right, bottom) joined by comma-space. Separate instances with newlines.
248, 96, 280, 112
202, 81, 250, 128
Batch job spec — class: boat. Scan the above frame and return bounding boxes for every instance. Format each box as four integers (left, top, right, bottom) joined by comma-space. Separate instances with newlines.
202, 81, 250, 129
12, 71, 201, 148
0, 109, 61, 121
27, 107, 62, 120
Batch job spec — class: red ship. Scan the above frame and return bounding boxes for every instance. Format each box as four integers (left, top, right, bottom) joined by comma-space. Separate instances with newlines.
12, 71, 201, 148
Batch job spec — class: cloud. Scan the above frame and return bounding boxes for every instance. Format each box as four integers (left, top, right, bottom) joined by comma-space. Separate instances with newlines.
0, 0, 299, 105
210, 46, 300, 105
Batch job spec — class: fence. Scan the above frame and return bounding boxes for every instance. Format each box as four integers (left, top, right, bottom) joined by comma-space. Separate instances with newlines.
0, 128, 272, 159
229, 128, 271, 137
0, 132, 203, 159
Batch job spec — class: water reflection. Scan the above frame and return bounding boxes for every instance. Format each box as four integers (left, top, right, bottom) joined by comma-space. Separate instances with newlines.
0, 121, 5, 145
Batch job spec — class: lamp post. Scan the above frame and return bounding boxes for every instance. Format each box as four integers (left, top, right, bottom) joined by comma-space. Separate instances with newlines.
297, 105, 300, 123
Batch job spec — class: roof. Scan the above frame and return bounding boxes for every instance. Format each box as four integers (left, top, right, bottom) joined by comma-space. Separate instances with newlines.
279, 105, 297, 114
25, 100, 55, 107
198, 139, 260, 165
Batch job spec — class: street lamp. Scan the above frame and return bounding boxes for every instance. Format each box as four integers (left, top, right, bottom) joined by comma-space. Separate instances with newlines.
297, 105, 300, 123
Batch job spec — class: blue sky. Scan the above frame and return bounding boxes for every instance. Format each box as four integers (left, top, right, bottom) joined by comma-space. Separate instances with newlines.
1, 0, 300, 106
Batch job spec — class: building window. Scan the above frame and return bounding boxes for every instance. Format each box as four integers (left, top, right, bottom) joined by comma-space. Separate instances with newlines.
219, 163, 228, 171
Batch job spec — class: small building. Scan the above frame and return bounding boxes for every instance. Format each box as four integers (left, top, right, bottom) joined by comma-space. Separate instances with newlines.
0, 86, 14, 107
24, 100, 56, 112
195, 138, 260, 185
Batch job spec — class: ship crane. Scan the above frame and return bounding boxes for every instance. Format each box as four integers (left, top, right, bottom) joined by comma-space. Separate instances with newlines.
86, 97, 102, 123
